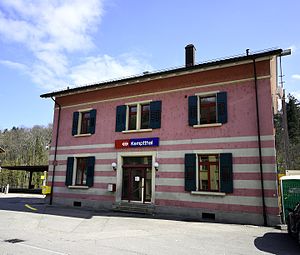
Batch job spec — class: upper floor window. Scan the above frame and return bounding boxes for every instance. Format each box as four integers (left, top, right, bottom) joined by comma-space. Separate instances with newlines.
188, 91, 227, 127
199, 95, 216, 124
72, 109, 97, 136
116, 101, 161, 132
128, 103, 150, 131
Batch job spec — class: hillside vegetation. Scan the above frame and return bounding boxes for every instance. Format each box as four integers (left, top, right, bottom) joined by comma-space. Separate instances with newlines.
0, 125, 52, 189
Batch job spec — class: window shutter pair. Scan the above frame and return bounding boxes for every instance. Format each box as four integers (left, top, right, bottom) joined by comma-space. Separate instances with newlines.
115, 101, 162, 132
65, 156, 95, 187
72, 109, 97, 135
188, 92, 227, 126
184, 153, 233, 193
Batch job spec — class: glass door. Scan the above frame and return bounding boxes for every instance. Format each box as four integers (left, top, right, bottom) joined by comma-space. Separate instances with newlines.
122, 156, 152, 203
130, 168, 144, 202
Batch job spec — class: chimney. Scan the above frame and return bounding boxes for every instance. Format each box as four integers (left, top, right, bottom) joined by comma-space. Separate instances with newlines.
185, 44, 196, 67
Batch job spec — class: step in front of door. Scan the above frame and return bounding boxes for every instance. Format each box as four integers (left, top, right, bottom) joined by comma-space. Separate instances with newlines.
112, 202, 155, 215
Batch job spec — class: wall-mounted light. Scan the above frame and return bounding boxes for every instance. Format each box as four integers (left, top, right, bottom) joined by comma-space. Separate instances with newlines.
111, 162, 117, 171
154, 162, 159, 171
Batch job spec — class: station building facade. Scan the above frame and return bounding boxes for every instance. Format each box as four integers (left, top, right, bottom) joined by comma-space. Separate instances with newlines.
41, 46, 286, 226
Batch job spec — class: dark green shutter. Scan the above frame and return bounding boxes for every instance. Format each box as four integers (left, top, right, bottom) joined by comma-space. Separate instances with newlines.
89, 109, 97, 134
72, 112, 79, 136
185, 153, 197, 191
217, 92, 227, 124
220, 153, 233, 193
188, 96, 198, 126
86, 156, 95, 187
65, 157, 74, 186
115, 105, 126, 132
149, 101, 162, 129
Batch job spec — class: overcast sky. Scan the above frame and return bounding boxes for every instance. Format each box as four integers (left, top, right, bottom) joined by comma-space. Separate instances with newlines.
0, 0, 299, 130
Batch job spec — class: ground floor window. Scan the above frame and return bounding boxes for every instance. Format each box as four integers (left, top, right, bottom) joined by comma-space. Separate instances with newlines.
65, 156, 95, 187
198, 155, 219, 191
185, 153, 233, 193
75, 157, 88, 185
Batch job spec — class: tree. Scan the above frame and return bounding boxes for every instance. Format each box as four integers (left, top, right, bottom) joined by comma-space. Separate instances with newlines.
286, 95, 300, 144
0, 124, 52, 189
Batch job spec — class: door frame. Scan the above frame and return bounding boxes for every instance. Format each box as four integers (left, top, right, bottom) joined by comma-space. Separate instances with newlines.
116, 151, 156, 204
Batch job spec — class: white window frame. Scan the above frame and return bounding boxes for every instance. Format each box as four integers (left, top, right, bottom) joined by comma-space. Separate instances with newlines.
193, 91, 221, 128
123, 100, 152, 133
191, 151, 225, 196
75, 108, 93, 137
68, 155, 91, 189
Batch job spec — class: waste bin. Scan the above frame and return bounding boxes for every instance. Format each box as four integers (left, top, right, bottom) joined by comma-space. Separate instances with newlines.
280, 176, 300, 223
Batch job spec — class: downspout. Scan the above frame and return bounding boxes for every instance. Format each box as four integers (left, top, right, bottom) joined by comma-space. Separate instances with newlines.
50, 97, 61, 205
252, 58, 267, 226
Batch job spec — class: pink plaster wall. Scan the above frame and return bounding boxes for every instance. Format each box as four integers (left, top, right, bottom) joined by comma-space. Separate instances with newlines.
50, 60, 274, 148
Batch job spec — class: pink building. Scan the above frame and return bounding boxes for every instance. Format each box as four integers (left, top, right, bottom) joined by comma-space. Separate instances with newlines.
41, 45, 288, 226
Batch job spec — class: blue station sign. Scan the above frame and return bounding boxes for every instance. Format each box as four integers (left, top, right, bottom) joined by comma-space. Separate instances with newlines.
115, 137, 159, 149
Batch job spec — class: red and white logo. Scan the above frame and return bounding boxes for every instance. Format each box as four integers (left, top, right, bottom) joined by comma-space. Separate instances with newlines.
115, 139, 130, 149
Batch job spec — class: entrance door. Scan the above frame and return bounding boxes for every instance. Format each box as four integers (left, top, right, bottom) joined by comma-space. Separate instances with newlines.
122, 157, 152, 203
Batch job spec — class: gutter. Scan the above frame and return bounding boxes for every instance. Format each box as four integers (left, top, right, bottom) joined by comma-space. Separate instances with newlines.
49, 97, 62, 205
252, 58, 267, 226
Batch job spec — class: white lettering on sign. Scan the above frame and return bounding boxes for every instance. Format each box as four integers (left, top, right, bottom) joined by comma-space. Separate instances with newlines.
122, 142, 129, 146
130, 140, 154, 146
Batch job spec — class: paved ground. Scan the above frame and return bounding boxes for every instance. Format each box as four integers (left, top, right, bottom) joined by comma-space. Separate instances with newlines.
0, 193, 299, 255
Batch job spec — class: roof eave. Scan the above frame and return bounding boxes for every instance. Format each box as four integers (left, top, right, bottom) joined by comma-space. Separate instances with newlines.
40, 49, 283, 99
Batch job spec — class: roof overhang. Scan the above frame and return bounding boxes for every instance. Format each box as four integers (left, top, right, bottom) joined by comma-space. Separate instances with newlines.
40, 48, 283, 99
1, 165, 48, 172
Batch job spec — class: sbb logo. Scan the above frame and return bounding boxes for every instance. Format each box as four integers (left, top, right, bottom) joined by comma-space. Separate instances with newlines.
122, 142, 129, 147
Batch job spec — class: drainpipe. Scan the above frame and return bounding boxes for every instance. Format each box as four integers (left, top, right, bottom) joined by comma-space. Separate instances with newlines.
252, 58, 267, 226
49, 97, 61, 205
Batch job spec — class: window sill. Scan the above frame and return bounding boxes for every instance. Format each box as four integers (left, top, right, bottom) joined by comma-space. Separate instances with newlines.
193, 123, 222, 128
74, 133, 92, 137
191, 191, 226, 196
68, 185, 89, 189
122, 129, 153, 134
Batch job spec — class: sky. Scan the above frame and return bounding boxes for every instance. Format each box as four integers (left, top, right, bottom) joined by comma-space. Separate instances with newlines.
0, 0, 299, 130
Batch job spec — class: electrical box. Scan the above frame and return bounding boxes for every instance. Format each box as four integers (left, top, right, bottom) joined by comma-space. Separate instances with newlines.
107, 183, 116, 192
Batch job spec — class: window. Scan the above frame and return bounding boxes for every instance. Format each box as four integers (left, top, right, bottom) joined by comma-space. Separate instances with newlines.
199, 96, 216, 124
127, 103, 151, 131
184, 153, 233, 193
80, 112, 91, 134
188, 92, 227, 126
141, 104, 150, 129
198, 155, 219, 191
65, 156, 95, 187
75, 158, 88, 185
72, 109, 97, 136
116, 101, 161, 132
128, 105, 139, 130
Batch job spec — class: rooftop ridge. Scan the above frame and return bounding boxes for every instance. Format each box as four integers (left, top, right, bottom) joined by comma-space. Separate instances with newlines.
41, 47, 281, 98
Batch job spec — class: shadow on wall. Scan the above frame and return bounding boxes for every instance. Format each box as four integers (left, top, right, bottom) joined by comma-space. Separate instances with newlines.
254, 232, 299, 255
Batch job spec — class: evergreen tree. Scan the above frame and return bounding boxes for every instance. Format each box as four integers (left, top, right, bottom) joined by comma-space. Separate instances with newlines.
286, 94, 300, 145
